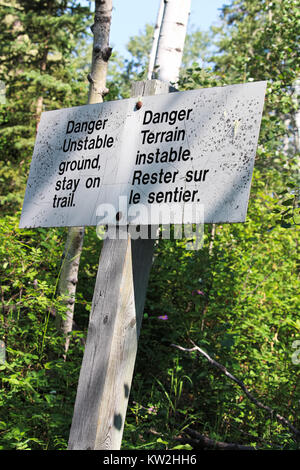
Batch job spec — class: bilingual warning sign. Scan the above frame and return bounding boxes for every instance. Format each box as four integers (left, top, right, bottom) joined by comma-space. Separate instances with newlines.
19, 81, 266, 228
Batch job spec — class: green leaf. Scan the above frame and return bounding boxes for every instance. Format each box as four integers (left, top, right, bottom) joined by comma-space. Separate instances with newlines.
171, 444, 193, 450
280, 221, 292, 228
281, 198, 295, 206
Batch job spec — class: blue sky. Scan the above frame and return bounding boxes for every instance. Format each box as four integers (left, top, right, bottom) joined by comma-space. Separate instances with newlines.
109, 1, 226, 59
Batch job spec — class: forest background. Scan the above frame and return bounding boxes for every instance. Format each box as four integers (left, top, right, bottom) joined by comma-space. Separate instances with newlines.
0, 0, 299, 450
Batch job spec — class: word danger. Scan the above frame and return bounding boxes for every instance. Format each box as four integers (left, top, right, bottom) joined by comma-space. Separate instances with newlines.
142, 108, 193, 126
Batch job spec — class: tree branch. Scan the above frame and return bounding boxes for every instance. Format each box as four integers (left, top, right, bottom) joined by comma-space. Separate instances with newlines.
172, 341, 300, 440
175, 429, 256, 450
149, 427, 256, 450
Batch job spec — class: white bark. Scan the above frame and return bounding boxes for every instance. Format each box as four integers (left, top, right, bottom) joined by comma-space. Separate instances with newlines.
57, 226, 85, 356
88, 0, 113, 103
154, 0, 191, 84
147, 0, 165, 79
57, 0, 113, 356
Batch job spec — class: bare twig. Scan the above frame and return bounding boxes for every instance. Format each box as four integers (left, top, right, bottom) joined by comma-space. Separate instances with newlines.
175, 429, 256, 450
172, 341, 300, 440
149, 426, 255, 450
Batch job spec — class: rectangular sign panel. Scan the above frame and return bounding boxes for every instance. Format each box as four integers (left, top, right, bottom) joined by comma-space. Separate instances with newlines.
19, 81, 266, 228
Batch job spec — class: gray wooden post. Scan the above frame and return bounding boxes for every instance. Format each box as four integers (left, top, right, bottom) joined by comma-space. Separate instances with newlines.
68, 80, 175, 450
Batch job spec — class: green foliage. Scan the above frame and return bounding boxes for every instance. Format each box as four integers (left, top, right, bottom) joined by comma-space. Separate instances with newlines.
0, 0, 91, 214
0, 0, 91, 449
0, 214, 85, 449
212, 0, 299, 172
123, 180, 299, 449
0, 0, 299, 452
181, 26, 212, 69
122, 0, 300, 450
105, 24, 154, 100
106, 23, 214, 99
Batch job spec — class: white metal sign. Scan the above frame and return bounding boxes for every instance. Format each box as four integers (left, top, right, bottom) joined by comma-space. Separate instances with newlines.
19, 81, 266, 228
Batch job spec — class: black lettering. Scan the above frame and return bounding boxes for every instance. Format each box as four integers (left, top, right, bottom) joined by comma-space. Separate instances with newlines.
84, 158, 91, 170
92, 177, 101, 188
164, 190, 174, 203
183, 190, 191, 202
148, 192, 155, 204
88, 138, 95, 150
168, 110, 178, 125
86, 177, 93, 188
147, 152, 154, 164
203, 169, 209, 181
70, 140, 77, 152
156, 191, 164, 203
74, 122, 81, 132
66, 121, 74, 134
87, 121, 95, 134
143, 110, 152, 125
58, 162, 66, 175
149, 172, 157, 184
63, 139, 70, 152
107, 136, 114, 148
60, 196, 68, 207
142, 172, 150, 184
132, 170, 142, 185
192, 190, 198, 201
186, 108, 193, 120
185, 170, 193, 182
91, 154, 99, 169
182, 148, 190, 161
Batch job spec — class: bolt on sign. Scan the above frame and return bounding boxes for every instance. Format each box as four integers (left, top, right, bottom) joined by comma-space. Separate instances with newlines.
19, 81, 267, 229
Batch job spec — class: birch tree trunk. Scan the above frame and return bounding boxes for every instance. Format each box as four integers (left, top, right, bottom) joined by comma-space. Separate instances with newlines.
154, 0, 191, 84
147, 0, 165, 79
88, 0, 113, 104
56, 0, 113, 356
